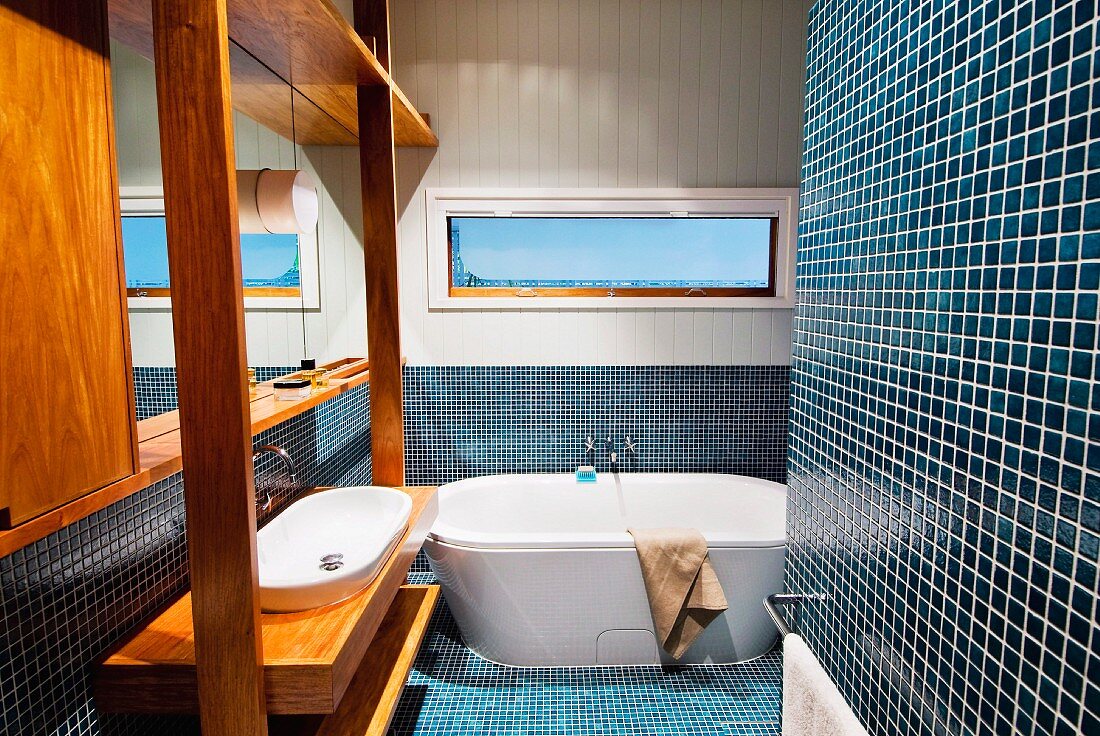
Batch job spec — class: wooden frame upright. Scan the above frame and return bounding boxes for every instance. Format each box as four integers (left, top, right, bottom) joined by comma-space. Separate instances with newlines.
355, 0, 406, 486
151, 0, 268, 732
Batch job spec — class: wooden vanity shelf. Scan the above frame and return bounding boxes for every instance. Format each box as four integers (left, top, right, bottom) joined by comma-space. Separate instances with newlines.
93, 486, 438, 716
268, 585, 440, 736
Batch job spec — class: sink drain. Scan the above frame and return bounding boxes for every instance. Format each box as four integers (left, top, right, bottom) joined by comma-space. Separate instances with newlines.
319, 553, 344, 571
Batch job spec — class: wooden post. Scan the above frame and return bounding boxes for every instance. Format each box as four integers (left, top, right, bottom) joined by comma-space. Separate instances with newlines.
357, 80, 405, 486
151, 1, 268, 733
354, 0, 404, 486
354, 0, 391, 71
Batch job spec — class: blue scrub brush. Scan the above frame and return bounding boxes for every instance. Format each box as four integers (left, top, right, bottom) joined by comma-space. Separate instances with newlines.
575, 465, 597, 483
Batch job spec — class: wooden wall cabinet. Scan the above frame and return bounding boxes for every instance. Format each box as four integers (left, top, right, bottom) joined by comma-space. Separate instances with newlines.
0, 0, 139, 527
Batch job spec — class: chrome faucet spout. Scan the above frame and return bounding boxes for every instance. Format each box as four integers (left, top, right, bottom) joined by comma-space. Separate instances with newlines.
253, 444, 298, 512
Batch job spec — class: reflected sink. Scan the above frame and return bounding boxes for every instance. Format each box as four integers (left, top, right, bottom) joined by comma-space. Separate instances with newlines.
257, 486, 412, 612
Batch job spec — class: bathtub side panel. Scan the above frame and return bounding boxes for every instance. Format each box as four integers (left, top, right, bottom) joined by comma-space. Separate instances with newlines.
425, 540, 785, 667
668, 546, 786, 665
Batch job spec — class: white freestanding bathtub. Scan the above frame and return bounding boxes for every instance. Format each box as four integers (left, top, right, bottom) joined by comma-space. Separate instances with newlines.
424, 473, 786, 667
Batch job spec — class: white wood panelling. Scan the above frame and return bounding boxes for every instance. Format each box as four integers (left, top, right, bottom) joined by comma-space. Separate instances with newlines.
390, 0, 811, 366
112, 44, 368, 367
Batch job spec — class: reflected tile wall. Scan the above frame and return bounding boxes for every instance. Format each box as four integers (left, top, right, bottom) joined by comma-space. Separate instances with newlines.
403, 365, 790, 486
131, 366, 296, 420
790, 1, 1099, 735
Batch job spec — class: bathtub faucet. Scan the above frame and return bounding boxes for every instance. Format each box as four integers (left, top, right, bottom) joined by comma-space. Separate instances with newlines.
605, 435, 620, 472
605, 435, 638, 473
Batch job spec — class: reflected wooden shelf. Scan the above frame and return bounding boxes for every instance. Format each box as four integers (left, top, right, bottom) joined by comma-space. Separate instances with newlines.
108, 0, 438, 147
94, 487, 439, 715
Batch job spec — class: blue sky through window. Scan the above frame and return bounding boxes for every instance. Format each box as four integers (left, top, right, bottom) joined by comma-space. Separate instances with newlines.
121, 215, 301, 288
450, 216, 772, 288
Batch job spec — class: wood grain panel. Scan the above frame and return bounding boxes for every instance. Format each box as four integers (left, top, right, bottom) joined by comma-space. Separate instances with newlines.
357, 80, 405, 485
151, 0, 267, 732
267, 585, 441, 736
94, 487, 439, 715
0, 0, 139, 527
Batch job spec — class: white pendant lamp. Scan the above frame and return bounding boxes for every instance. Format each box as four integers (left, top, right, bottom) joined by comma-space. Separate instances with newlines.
237, 168, 319, 234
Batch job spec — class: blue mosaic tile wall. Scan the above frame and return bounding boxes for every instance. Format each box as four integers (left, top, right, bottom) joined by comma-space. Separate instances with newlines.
132, 365, 295, 420
790, 2, 1099, 736
0, 381, 370, 735
403, 365, 790, 486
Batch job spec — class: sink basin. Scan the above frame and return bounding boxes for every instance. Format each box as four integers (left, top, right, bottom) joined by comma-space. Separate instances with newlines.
257, 486, 412, 612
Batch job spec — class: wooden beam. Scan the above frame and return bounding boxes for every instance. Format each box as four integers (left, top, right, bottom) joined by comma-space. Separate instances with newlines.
356, 81, 405, 486
151, 0, 267, 733
354, 0, 390, 72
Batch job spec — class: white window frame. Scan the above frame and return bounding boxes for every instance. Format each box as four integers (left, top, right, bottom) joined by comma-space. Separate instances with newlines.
120, 186, 320, 311
426, 187, 798, 309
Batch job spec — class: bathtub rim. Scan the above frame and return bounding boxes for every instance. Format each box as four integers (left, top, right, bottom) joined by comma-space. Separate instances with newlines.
428, 471, 788, 550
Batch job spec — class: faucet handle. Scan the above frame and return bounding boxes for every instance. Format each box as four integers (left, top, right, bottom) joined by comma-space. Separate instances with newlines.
623, 435, 638, 453
584, 435, 597, 453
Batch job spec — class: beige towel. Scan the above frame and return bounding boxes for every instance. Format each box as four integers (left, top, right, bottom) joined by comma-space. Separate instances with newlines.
627, 527, 728, 659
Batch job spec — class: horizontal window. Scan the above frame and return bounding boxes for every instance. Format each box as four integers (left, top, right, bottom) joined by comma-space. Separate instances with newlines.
122, 215, 302, 297
449, 215, 775, 297
427, 188, 798, 309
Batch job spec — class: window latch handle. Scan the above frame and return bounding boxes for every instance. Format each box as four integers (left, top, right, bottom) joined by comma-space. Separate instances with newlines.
686, 288, 707, 296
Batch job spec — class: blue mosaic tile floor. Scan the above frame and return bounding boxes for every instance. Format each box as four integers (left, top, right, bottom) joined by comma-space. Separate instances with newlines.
389, 596, 782, 736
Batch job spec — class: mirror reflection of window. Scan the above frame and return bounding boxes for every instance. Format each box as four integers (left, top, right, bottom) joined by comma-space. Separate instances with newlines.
121, 214, 302, 296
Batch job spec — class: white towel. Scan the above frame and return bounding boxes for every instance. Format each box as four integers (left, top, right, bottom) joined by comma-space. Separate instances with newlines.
783, 634, 870, 736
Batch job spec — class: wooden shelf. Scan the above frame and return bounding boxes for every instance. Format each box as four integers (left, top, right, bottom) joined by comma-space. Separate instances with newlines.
391, 88, 437, 147
94, 486, 439, 715
268, 585, 440, 736
0, 364, 370, 558
108, 0, 438, 148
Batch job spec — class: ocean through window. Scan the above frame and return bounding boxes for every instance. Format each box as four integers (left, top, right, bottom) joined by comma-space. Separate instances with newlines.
448, 215, 776, 297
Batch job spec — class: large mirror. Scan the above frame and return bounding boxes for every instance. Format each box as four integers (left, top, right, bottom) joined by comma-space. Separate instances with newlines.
108, 26, 368, 427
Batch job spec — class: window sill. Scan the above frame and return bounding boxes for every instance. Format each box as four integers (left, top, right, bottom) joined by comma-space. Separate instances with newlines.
428, 294, 796, 309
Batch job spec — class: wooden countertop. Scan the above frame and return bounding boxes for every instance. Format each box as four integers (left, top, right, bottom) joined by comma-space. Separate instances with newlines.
94, 485, 438, 715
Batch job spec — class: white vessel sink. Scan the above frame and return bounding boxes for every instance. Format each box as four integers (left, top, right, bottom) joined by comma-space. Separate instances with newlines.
257, 486, 412, 612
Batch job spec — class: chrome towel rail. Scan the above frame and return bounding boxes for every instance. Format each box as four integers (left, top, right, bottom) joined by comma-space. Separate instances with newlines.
764, 592, 823, 637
